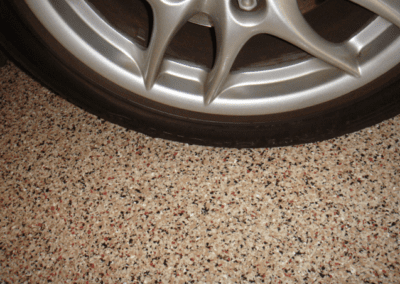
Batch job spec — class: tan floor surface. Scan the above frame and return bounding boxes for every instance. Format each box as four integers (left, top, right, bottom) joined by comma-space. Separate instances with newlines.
1, 62, 400, 283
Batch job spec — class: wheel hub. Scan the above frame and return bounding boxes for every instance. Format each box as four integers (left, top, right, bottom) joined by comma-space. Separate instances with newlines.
187, 0, 323, 27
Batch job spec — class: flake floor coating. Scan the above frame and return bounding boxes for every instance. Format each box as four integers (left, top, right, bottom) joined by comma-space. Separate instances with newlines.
1, 61, 400, 283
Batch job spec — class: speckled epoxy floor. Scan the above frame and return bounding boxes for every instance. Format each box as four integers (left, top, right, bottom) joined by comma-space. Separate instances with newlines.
1, 61, 400, 283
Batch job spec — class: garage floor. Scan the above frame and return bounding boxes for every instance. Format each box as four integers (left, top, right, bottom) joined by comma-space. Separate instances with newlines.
1, 61, 399, 283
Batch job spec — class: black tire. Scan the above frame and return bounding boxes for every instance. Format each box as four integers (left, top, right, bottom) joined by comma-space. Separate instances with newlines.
1, 0, 400, 148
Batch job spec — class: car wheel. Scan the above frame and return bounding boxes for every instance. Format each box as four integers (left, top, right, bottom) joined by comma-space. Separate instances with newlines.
1, 0, 400, 147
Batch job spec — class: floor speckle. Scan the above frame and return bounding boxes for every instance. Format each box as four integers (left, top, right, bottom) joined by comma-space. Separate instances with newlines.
1, 61, 400, 283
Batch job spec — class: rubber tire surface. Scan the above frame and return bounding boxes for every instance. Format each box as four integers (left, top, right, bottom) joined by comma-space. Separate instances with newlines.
1, 0, 400, 148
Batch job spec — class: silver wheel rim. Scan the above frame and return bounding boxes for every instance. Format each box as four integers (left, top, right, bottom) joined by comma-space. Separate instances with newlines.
25, 0, 400, 116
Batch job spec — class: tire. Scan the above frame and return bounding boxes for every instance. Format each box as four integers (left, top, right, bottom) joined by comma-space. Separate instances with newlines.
1, 0, 400, 148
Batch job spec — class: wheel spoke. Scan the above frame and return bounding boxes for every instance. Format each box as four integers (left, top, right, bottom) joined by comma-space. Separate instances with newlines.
66, 0, 145, 71
204, 30, 251, 105
204, 3, 255, 105
262, 0, 361, 77
144, 0, 199, 90
349, 0, 400, 28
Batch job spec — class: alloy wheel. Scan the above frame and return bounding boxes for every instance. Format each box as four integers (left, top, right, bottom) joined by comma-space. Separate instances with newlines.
23, 0, 400, 116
